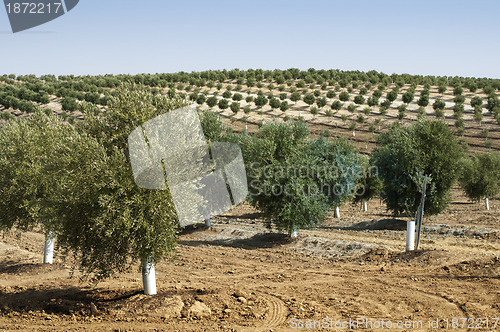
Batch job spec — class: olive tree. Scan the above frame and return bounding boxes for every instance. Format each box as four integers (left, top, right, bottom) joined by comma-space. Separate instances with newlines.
339, 91, 350, 102
240, 121, 361, 235
353, 155, 383, 212
402, 91, 414, 104
0, 111, 103, 265
56, 85, 187, 286
459, 152, 500, 210
230, 101, 240, 114
373, 119, 464, 217
269, 97, 281, 111
303, 94, 315, 106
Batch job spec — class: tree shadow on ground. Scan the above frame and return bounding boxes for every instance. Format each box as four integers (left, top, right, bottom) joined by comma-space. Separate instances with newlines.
0, 285, 144, 315
321, 218, 408, 231
179, 232, 293, 250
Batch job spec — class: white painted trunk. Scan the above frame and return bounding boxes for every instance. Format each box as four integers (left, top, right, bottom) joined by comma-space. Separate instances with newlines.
485, 198, 490, 210
406, 221, 415, 252
205, 215, 211, 227
290, 226, 298, 238
334, 206, 340, 218
43, 231, 55, 264
362, 199, 368, 212
352, 131, 356, 137
142, 255, 157, 295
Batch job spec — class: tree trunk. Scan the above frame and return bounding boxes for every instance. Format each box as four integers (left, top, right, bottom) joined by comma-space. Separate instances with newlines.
485, 197, 490, 211
334, 206, 340, 218
406, 220, 415, 252
290, 225, 298, 238
362, 199, 368, 212
142, 255, 157, 295
43, 231, 55, 264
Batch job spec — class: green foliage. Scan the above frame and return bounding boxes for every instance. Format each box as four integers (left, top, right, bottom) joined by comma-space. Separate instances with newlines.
486, 95, 500, 112
280, 101, 289, 112
232, 93, 243, 101
470, 96, 483, 108
0, 111, 15, 121
474, 108, 483, 123
354, 95, 365, 105
269, 97, 281, 110
453, 95, 465, 104
206, 96, 218, 107
303, 94, 315, 106
402, 91, 414, 104
230, 101, 240, 113
373, 119, 464, 217
290, 92, 301, 103
386, 90, 398, 102
331, 100, 343, 110
326, 90, 336, 98
316, 97, 327, 108
70, 84, 188, 279
254, 95, 268, 108
240, 122, 361, 234
380, 100, 391, 108
218, 98, 229, 110
339, 91, 350, 102
61, 96, 78, 111
198, 110, 227, 142
433, 100, 446, 113
0, 112, 91, 232
434, 108, 444, 119
367, 96, 379, 106
353, 155, 383, 203
417, 94, 429, 107
196, 94, 206, 105
459, 152, 500, 202
453, 85, 463, 96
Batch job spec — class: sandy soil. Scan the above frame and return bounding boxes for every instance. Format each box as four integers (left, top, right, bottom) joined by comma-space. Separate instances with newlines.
0, 189, 498, 331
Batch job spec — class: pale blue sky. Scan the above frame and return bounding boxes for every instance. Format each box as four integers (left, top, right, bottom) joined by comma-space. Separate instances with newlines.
1, 0, 499, 78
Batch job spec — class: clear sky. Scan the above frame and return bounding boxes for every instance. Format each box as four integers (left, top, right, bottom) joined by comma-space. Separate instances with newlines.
1, 0, 499, 78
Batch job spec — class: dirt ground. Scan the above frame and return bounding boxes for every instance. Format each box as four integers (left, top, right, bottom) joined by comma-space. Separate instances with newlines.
0, 189, 498, 331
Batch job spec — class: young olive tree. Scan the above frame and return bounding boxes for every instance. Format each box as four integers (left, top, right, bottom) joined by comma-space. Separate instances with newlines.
459, 152, 500, 210
56, 84, 188, 285
372, 119, 464, 217
0, 111, 102, 265
239, 121, 361, 235
353, 155, 383, 212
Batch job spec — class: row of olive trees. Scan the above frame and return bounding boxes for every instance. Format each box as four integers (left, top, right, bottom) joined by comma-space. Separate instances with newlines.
0, 85, 497, 296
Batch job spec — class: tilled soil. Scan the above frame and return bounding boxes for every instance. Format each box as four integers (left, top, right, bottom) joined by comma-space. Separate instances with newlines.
0, 189, 498, 331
